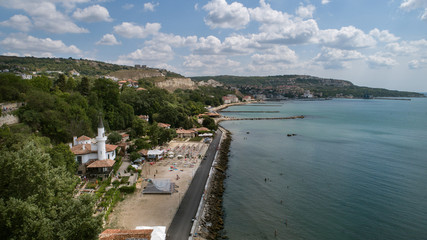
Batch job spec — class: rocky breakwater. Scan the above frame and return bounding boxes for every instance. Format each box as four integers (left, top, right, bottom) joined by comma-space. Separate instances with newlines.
155, 78, 197, 92
199, 131, 232, 239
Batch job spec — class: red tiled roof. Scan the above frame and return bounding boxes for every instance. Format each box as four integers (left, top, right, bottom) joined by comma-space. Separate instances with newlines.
77, 135, 91, 141
136, 87, 147, 91
106, 144, 118, 152
138, 149, 148, 155
176, 129, 196, 134
70, 144, 92, 155
99, 229, 152, 240
87, 159, 115, 168
71, 144, 117, 155
158, 123, 171, 128
193, 127, 210, 132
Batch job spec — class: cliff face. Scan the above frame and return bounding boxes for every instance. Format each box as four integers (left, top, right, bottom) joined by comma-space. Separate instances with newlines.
155, 78, 197, 92
109, 69, 164, 80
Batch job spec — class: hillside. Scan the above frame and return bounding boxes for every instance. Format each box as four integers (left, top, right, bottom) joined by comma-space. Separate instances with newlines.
191, 75, 424, 98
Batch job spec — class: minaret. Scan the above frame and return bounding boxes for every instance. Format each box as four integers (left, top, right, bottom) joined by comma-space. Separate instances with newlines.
96, 116, 107, 160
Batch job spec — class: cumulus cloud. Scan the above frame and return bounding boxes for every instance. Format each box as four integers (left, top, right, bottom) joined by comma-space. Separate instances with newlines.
400, 0, 427, 20
366, 54, 398, 68
203, 0, 250, 29
116, 43, 174, 66
0, 14, 33, 32
321, 0, 331, 5
144, 2, 159, 12
114, 22, 161, 38
296, 4, 315, 19
96, 34, 120, 45
400, 0, 427, 10
183, 54, 240, 74
251, 46, 298, 65
73, 5, 112, 22
314, 47, 364, 69
408, 59, 427, 69
369, 28, 399, 43
249, 0, 319, 44
318, 26, 376, 49
0, 1, 88, 34
0, 33, 81, 57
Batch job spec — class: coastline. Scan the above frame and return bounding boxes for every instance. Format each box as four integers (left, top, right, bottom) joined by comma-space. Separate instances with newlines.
195, 127, 232, 239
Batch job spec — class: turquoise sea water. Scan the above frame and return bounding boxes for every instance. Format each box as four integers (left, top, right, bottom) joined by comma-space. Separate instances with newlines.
220, 98, 427, 240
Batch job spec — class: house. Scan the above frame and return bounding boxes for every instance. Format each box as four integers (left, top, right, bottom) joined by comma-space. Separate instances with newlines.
138, 115, 149, 122
136, 87, 147, 91
147, 149, 164, 161
243, 96, 252, 102
157, 123, 171, 129
69, 69, 80, 76
222, 94, 239, 104
303, 90, 313, 98
120, 133, 129, 142
70, 117, 118, 177
193, 127, 210, 132
176, 128, 197, 138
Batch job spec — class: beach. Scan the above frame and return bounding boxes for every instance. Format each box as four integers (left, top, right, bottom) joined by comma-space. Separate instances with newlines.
107, 140, 209, 230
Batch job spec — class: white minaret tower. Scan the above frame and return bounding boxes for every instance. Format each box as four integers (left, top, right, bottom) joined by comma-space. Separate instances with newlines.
96, 116, 107, 160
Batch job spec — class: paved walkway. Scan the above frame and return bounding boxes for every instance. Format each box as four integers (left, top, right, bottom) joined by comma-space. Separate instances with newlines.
166, 130, 222, 240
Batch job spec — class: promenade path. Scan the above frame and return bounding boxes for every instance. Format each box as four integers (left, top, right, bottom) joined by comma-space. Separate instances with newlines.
166, 129, 222, 240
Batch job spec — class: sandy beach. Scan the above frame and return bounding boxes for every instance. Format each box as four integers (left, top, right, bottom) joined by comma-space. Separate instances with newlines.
106, 140, 209, 230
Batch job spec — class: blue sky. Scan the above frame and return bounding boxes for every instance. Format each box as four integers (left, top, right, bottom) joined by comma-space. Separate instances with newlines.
0, 0, 426, 91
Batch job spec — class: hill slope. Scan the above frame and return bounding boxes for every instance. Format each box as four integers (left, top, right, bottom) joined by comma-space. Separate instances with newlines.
191, 75, 423, 98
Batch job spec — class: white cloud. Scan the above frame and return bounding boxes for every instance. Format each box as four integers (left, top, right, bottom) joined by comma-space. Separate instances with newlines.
193, 36, 223, 55
96, 34, 120, 45
408, 59, 427, 69
369, 28, 399, 43
366, 54, 398, 68
203, 0, 250, 29
400, 0, 427, 21
0, 14, 33, 32
114, 22, 161, 38
385, 40, 424, 56
249, 0, 319, 44
318, 26, 376, 49
2, 52, 20, 57
0, 33, 81, 57
116, 43, 174, 66
321, 0, 330, 5
314, 47, 364, 69
422, 8, 427, 20
73, 5, 112, 22
183, 54, 240, 75
296, 4, 315, 19
400, 0, 427, 10
144, 2, 159, 12
0, 1, 88, 34
251, 45, 298, 65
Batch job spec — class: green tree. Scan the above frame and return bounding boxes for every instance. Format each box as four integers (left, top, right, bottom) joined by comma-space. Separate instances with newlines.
203, 116, 217, 130
49, 143, 77, 174
78, 77, 90, 96
108, 131, 122, 144
54, 74, 67, 92
30, 75, 52, 92
0, 140, 103, 240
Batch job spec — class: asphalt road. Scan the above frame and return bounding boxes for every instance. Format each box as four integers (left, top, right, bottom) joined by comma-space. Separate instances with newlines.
166, 129, 223, 240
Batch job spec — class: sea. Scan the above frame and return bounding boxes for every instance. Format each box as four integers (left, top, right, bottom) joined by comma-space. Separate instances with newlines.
219, 98, 427, 240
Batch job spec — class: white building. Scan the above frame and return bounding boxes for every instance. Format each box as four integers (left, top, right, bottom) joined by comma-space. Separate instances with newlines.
70, 117, 118, 176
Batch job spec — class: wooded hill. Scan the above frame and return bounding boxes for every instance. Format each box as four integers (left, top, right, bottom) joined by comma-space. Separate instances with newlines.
191, 75, 424, 98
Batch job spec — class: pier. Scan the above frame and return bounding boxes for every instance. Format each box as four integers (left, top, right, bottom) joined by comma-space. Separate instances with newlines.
220, 110, 280, 113
217, 115, 305, 122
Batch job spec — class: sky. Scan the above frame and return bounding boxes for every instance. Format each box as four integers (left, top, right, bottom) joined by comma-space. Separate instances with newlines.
0, 0, 426, 91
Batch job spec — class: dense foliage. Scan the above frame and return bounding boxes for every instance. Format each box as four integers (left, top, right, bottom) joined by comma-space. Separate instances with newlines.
192, 75, 424, 98
0, 127, 102, 240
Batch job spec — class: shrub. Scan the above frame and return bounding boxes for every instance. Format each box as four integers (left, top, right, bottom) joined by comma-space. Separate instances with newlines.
119, 183, 136, 194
